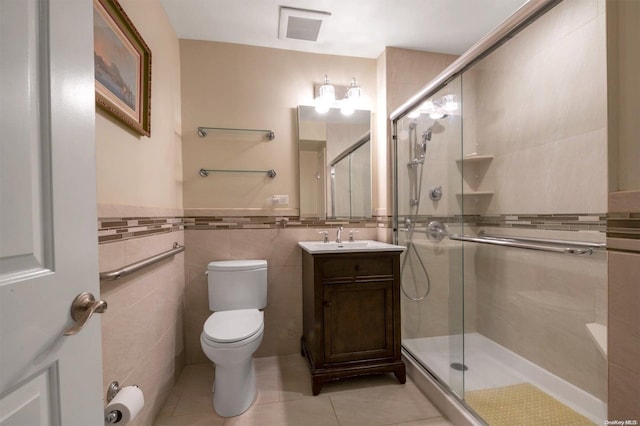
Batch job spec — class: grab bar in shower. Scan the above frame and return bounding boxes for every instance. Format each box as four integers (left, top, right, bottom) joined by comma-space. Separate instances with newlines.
99, 242, 185, 281
477, 232, 606, 249
448, 234, 597, 255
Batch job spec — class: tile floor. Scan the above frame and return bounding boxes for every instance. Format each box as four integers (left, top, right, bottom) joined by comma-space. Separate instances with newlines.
154, 354, 453, 426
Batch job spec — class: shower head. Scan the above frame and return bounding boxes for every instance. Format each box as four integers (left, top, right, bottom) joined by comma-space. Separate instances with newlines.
409, 121, 418, 130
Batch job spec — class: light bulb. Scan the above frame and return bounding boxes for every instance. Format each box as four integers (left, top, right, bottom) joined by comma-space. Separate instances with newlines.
318, 75, 335, 103
341, 103, 355, 115
315, 101, 330, 114
443, 95, 458, 111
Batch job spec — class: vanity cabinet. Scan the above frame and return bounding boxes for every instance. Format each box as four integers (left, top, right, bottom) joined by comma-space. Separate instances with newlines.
301, 250, 406, 395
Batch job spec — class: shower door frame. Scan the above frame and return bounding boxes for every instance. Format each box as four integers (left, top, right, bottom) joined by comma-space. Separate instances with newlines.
390, 0, 563, 420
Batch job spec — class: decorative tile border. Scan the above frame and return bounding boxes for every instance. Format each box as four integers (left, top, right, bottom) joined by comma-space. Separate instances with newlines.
98, 212, 611, 245
607, 213, 640, 253
182, 216, 390, 230
607, 213, 640, 239
98, 215, 390, 244
606, 192, 640, 252
475, 213, 606, 232
398, 213, 607, 233
98, 217, 184, 243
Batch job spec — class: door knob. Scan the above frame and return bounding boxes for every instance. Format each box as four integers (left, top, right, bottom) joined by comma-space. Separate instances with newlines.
64, 292, 108, 336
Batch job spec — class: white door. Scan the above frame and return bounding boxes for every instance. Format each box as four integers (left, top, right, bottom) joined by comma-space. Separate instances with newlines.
0, 0, 104, 425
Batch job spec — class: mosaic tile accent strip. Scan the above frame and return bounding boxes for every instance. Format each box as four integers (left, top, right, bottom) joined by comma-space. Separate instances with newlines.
607, 212, 640, 240
182, 216, 390, 230
398, 213, 607, 232
98, 215, 390, 244
476, 213, 606, 232
98, 212, 608, 245
98, 217, 185, 244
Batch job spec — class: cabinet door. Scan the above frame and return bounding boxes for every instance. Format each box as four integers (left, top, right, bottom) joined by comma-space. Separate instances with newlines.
323, 280, 394, 364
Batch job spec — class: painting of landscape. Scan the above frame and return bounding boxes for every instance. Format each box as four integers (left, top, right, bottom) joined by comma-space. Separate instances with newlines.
93, 0, 151, 136
94, 5, 139, 113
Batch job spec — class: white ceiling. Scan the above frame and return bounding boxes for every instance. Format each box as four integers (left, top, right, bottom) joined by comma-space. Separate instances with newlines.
159, 0, 529, 58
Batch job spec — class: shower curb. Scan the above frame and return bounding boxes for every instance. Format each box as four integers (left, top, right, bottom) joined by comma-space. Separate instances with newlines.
402, 349, 486, 426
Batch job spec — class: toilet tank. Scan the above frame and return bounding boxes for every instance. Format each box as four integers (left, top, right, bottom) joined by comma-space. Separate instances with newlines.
206, 260, 267, 311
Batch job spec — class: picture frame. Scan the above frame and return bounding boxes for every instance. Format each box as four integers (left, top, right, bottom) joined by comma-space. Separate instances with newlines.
94, 0, 151, 137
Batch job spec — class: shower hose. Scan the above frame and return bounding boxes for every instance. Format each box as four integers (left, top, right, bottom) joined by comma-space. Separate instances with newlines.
400, 121, 432, 302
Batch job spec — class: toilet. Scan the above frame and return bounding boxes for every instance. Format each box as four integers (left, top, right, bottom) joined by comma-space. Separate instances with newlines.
200, 259, 267, 417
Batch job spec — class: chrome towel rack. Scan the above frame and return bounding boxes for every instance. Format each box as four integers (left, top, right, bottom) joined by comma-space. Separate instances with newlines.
100, 242, 185, 281
197, 126, 275, 140
199, 168, 276, 178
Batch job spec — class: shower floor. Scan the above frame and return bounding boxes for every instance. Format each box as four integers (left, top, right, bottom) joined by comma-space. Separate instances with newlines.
403, 333, 606, 424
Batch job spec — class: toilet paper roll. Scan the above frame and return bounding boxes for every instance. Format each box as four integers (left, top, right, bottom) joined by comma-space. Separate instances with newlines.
104, 385, 144, 425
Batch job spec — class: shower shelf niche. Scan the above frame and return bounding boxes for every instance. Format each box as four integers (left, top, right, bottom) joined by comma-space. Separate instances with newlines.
455, 154, 494, 164
456, 191, 494, 197
456, 153, 494, 214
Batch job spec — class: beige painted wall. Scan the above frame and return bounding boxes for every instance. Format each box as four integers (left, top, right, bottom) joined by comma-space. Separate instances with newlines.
96, 0, 183, 210
95, 1, 185, 425
180, 40, 376, 213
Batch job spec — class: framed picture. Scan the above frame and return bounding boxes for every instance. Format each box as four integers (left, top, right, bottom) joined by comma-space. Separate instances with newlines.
94, 0, 151, 137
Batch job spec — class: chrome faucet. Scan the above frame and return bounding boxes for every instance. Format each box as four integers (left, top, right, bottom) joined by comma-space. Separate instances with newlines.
335, 226, 343, 243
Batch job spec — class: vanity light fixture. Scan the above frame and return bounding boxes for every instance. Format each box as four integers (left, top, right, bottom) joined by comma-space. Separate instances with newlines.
315, 75, 335, 113
340, 77, 361, 116
314, 76, 363, 115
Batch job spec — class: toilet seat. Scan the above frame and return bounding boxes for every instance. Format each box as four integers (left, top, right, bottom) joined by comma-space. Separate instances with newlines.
202, 309, 263, 344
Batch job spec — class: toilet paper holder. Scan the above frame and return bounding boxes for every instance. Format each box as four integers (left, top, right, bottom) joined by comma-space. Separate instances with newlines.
105, 381, 137, 424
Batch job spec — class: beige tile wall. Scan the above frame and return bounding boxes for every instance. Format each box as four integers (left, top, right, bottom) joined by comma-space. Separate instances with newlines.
183, 226, 384, 364
607, 191, 640, 421
607, 0, 640, 191
376, 47, 458, 216
608, 250, 640, 420
399, 235, 478, 341
463, 0, 607, 215
100, 230, 186, 426
475, 227, 608, 401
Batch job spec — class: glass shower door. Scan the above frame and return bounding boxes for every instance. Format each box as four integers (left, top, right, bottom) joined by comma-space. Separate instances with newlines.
395, 76, 466, 398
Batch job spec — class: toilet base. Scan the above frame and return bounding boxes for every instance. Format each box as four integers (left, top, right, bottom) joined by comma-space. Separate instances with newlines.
212, 360, 257, 417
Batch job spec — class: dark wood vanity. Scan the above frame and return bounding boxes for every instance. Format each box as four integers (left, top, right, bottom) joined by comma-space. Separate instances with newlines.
300, 249, 406, 395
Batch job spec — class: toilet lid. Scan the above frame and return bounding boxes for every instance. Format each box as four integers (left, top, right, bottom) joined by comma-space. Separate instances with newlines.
203, 309, 263, 343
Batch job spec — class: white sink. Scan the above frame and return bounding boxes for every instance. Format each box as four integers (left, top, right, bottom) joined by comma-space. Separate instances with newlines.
298, 240, 406, 254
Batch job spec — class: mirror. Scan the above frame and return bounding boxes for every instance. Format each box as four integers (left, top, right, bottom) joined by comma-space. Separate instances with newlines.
297, 106, 371, 219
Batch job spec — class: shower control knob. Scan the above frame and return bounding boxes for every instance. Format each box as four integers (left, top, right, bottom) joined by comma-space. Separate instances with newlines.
429, 186, 443, 201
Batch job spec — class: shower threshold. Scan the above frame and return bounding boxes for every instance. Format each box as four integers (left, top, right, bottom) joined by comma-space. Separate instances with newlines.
403, 333, 606, 424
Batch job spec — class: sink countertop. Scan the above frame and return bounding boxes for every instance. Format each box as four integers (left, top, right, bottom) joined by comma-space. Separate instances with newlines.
298, 240, 406, 254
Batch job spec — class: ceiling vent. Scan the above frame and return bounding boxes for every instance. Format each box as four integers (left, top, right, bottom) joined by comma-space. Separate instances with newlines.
278, 6, 331, 42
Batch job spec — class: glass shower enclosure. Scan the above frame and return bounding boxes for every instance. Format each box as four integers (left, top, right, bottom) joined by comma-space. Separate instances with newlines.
393, 1, 608, 424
